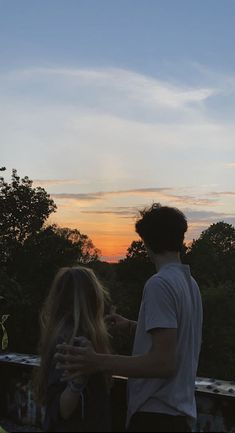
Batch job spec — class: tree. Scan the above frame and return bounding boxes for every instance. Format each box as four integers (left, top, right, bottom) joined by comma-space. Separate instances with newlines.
118, 240, 154, 281
0, 169, 101, 352
126, 240, 149, 260
10, 225, 100, 295
198, 282, 235, 380
0, 270, 24, 352
187, 222, 235, 285
62, 228, 100, 264
0, 225, 101, 353
0, 169, 56, 265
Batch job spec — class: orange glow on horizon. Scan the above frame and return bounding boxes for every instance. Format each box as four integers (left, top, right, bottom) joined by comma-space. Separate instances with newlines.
49, 212, 202, 263
49, 212, 137, 262
48, 199, 221, 262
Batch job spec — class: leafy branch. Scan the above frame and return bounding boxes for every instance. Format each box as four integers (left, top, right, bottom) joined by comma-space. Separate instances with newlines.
0, 314, 9, 350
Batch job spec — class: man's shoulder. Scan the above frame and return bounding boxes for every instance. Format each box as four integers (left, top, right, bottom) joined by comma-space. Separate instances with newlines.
145, 273, 162, 287
145, 265, 193, 296
143, 273, 178, 312
145, 267, 179, 288
144, 273, 171, 295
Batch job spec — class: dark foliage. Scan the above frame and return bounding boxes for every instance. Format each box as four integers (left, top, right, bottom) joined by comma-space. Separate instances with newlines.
0, 169, 100, 352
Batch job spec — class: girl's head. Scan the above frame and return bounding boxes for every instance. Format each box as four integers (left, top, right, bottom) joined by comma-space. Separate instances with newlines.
36, 266, 110, 403
41, 266, 110, 352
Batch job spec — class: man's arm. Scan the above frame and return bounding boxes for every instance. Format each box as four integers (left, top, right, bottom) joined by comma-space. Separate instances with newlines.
56, 328, 177, 380
128, 320, 137, 337
96, 328, 176, 378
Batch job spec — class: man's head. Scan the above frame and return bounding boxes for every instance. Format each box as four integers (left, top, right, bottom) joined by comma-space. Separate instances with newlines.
135, 203, 188, 256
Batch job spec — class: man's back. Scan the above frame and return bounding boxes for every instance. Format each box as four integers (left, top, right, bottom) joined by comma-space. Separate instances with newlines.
127, 263, 203, 425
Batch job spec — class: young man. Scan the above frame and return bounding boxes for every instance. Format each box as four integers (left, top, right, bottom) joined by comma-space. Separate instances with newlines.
56, 204, 203, 433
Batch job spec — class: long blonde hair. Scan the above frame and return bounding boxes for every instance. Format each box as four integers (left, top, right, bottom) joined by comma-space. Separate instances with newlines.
35, 266, 111, 404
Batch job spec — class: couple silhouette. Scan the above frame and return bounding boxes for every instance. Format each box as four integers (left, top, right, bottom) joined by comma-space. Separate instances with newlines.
35, 204, 202, 433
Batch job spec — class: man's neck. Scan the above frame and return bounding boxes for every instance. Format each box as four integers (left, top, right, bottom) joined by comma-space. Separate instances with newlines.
153, 252, 181, 272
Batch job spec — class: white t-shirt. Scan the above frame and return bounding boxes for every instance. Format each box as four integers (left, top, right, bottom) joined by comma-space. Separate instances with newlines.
127, 263, 203, 426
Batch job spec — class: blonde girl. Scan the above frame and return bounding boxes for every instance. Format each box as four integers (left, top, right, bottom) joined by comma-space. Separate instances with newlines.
35, 266, 111, 432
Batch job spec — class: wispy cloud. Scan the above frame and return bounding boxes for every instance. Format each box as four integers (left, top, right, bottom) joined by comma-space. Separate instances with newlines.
81, 206, 139, 218
225, 162, 235, 168
1, 65, 234, 189
53, 193, 103, 202
81, 207, 235, 223
52, 188, 172, 201
209, 191, 235, 197
6, 67, 216, 111
184, 209, 232, 220
52, 188, 217, 207
33, 179, 82, 187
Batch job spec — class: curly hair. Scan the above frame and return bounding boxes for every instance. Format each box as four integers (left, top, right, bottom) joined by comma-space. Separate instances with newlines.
135, 203, 188, 254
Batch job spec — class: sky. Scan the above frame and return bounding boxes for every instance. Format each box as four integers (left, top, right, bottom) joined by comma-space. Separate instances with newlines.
0, 0, 235, 261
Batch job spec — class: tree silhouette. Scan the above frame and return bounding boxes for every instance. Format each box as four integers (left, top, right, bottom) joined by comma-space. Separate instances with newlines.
198, 281, 235, 380
126, 240, 149, 260
0, 169, 56, 265
0, 169, 101, 352
187, 222, 235, 285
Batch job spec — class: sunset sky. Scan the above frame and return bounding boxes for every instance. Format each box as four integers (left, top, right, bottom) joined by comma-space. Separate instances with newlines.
1, 0, 235, 261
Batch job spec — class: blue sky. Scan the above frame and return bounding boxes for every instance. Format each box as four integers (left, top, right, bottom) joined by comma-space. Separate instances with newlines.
1, 0, 235, 260
1, 1, 235, 77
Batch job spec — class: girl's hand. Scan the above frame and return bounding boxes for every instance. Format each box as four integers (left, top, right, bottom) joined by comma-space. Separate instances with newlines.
55, 339, 100, 381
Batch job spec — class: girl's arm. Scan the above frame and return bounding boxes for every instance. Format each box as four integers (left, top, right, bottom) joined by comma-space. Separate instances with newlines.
60, 384, 81, 420
59, 337, 89, 420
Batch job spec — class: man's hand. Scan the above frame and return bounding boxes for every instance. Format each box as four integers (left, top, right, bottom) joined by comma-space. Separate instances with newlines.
105, 313, 134, 335
55, 341, 100, 381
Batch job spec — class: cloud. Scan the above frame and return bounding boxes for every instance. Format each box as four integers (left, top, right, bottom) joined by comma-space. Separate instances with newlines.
1, 65, 234, 189
81, 206, 139, 218
53, 192, 104, 202
52, 187, 217, 207
209, 191, 235, 197
33, 179, 82, 187
56, 187, 170, 196
52, 187, 172, 201
225, 163, 235, 168
81, 207, 235, 223
184, 209, 231, 220
6, 66, 216, 111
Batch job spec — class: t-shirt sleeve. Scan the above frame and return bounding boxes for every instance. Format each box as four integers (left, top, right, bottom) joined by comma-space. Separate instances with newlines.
144, 276, 178, 332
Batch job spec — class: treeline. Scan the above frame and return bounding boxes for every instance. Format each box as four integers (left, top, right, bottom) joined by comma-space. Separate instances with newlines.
0, 169, 235, 381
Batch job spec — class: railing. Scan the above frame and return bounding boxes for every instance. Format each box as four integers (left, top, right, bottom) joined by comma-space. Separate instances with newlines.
0, 353, 235, 432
